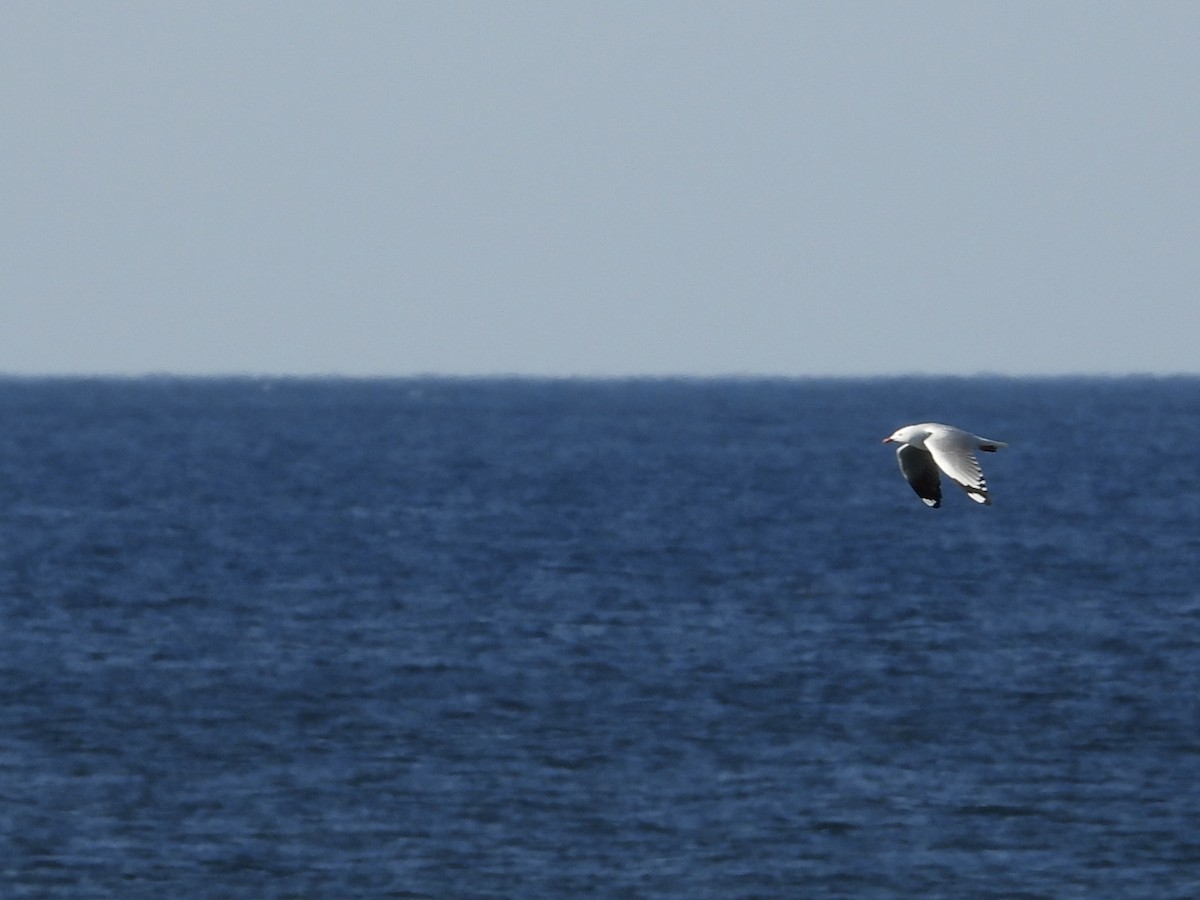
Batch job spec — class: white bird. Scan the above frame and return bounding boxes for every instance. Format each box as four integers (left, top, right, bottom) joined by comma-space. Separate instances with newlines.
882, 423, 1007, 508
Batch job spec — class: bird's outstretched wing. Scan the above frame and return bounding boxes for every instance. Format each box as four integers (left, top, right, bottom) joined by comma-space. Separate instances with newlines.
925, 432, 989, 504
896, 444, 942, 508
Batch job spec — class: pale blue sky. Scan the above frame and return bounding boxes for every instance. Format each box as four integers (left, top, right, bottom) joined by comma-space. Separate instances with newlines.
4, 2, 1198, 376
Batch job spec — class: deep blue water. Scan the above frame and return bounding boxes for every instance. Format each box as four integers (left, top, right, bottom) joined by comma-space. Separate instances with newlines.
1, 377, 1198, 897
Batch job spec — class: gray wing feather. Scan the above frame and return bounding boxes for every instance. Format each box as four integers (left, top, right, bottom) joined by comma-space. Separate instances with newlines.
925, 432, 990, 504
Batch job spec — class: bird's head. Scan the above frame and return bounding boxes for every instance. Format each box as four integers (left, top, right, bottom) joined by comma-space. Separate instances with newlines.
882, 424, 926, 446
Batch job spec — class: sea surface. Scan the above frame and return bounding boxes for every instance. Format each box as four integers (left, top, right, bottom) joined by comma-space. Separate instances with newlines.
0, 376, 1198, 898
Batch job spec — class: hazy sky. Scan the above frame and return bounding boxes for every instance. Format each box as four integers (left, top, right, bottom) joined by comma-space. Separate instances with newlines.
5, 2, 1198, 376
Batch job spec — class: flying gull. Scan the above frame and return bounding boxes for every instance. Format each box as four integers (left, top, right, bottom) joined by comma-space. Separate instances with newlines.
882, 423, 1007, 507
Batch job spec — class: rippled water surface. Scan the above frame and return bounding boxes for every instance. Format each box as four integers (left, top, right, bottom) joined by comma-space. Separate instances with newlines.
1, 377, 1198, 897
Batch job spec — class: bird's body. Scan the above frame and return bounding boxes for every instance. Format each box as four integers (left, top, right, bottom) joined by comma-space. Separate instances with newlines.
882, 423, 1007, 507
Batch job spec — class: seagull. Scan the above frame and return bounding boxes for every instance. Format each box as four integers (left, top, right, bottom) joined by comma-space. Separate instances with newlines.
882, 423, 1007, 508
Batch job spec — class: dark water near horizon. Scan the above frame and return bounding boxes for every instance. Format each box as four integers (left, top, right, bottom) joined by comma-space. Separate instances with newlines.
1, 376, 1198, 897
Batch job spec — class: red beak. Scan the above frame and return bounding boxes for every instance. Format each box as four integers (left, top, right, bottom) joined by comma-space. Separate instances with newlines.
882, 437, 893, 443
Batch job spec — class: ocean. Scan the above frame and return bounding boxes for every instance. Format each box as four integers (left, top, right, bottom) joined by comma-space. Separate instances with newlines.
0, 376, 1197, 897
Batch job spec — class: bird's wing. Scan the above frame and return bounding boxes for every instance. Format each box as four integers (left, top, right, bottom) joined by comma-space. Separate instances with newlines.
926, 431, 989, 504
896, 444, 942, 507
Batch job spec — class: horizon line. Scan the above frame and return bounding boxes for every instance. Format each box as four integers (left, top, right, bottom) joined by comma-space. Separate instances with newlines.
1, 370, 1198, 381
